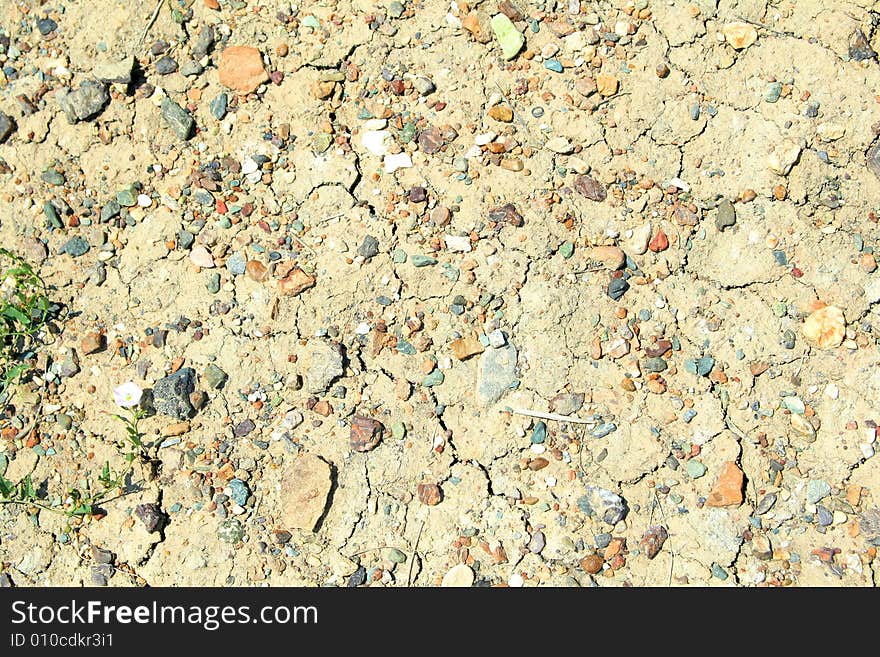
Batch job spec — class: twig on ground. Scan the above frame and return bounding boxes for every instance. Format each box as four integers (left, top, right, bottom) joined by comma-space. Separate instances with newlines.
507, 407, 597, 425
138, 0, 165, 48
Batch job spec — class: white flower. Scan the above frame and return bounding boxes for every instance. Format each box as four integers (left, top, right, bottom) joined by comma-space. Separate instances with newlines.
113, 381, 143, 408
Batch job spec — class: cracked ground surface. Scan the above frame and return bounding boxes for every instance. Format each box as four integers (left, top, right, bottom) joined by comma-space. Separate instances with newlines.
1, 0, 880, 587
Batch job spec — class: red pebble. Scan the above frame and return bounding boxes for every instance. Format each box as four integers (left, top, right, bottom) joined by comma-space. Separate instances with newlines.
648, 229, 669, 252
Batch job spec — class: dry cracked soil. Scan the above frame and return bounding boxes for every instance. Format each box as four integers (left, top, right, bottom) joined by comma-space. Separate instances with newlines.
1, 0, 880, 588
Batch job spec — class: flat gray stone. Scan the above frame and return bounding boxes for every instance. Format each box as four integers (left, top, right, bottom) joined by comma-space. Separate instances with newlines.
476, 343, 517, 406
304, 340, 344, 393
152, 367, 196, 419
58, 80, 109, 123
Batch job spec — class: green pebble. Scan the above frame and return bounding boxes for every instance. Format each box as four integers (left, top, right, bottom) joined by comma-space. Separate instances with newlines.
391, 422, 406, 441
311, 133, 332, 153
391, 248, 408, 263
772, 301, 787, 317
44, 202, 62, 228
422, 370, 444, 387
117, 186, 137, 207
411, 254, 438, 267
41, 169, 65, 185
781, 396, 805, 414
711, 563, 729, 580
396, 339, 416, 355
560, 241, 574, 258
400, 122, 416, 143
491, 14, 525, 60
686, 460, 707, 478
388, 548, 407, 563
207, 272, 221, 293
531, 421, 547, 444
302, 15, 321, 28
57, 414, 72, 430
204, 363, 228, 389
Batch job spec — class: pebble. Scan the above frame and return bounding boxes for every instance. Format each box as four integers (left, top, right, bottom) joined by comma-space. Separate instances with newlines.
218, 46, 268, 93
580, 554, 604, 574
806, 479, 831, 504
579, 485, 628, 525
204, 363, 227, 389
189, 245, 214, 268
531, 421, 547, 444
574, 174, 606, 201
849, 28, 876, 61
37, 17, 57, 35
0, 112, 14, 143
607, 277, 629, 301
228, 479, 250, 507
790, 413, 816, 442
544, 59, 563, 73
411, 254, 438, 267
193, 25, 215, 58
210, 93, 228, 120
217, 518, 245, 543
476, 343, 517, 406
357, 235, 380, 259
80, 332, 104, 355
545, 136, 574, 154
640, 525, 668, 559
413, 77, 435, 96
59, 237, 90, 257
180, 59, 203, 77
628, 222, 652, 255
549, 392, 584, 416
706, 462, 744, 507
155, 56, 178, 74
153, 368, 197, 420
714, 199, 736, 231
417, 483, 442, 506
362, 130, 391, 156
450, 336, 484, 360
384, 152, 413, 173
764, 82, 782, 103
58, 80, 109, 123
802, 306, 845, 349
444, 235, 472, 253
441, 564, 474, 587
161, 98, 194, 140
596, 74, 619, 97
135, 503, 166, 533
591, 422, 616, 438
490, 14, 525, 60
226, 251, 247, 276
350, 415, 384, 452
686, 460, 707, 478
281, 453, 332, 531
722, 22, 758, 50
422, 370, 444, 387
488, 104, 514, 122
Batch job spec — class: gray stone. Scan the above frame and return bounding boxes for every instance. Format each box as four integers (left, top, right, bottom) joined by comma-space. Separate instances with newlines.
549, 392, 584, 416
155, 56, 178, 75
180, 59, 203, 76
56, 348, 80, 378
756, 492, 777, 515
58, 80, 109, 123
357, 235, 379, 259
134, 503, 166, 533
528, 531, 546, 554
59, 237, 90, 257
218, 518, 245, 543
152, 367, 196, 419
816, 505, 833, 526
161, 98, 194, 140
303, 340, 344, 393
93, 56, 135, 84
0, 111, 15, 143
476, 343, 517, 406
413, 77, 435, 96
210, 93, 228, 120
867, 138, 880, 180
204, 363, 227, 389
0, 572, 12, 587
806, 479, 831, 504
715, 199, 736, 231
90, 545, 114, 564
226, 251, 247, 275
578, 485, 628, 525
192, 25, 215, 58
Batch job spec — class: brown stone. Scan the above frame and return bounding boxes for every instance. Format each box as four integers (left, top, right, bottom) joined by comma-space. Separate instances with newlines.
527, 457, 549, 471
588, 245, 625, 269
574, 76, 597, 97
350, 415, 384, 452
280, 452, 332, 531
640, 525, 668, 559
162, 421, 190, 437
450, 336, 485, 361
802, 305, 845, 349
311, 80, 335, 99
497, 0, 523, 21
395, 378, 411, 401
749, 361, 769, 376
706, 461, 744, 507
81, 332, 105, 355
860, 253, 877, 273
189, 390, 207, 411
648, 229, 669, 252
574, 174, 606, 201
313, 400, 332, 416
596, 74, 619, 97
722, 22, 758, 50
418, 126, 443, 153
278, 267, 315, 296
417, 483, 443, 506
488, 203, 524, 227
488, 104, 514, 122
580, 554, 604, 574
644, 339, 671, 357
462, 12, 491, 43
218, 46, 269, 94
656, 62, 670, 78
246, 259, 268, 281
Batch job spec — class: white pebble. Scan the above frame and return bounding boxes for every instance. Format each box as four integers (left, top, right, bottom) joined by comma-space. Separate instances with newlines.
508, 573, 524, 587
355, 322, 371, 335
384, 152, 412, 173
137, 194, 152, 207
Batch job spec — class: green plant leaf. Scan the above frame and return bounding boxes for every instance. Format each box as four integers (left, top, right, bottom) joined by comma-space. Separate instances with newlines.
0, 474, 12, 498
